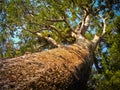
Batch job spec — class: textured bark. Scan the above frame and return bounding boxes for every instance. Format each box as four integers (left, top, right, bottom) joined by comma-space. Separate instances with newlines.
0, 44, 94, 90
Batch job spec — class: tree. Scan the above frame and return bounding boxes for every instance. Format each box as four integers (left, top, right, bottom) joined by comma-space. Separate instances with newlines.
0, 0, 16, 58
0, 0, 119, 89
98, 17, 120, 90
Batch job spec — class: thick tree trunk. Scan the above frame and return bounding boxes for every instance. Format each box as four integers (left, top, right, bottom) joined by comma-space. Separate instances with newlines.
0, 44, 94, 90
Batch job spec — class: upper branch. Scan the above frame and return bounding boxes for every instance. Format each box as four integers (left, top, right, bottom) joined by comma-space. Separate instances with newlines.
92, 15, 108, 50
62, 13, 77, 34
76, 11, 90, 37
100, 16, 107, 37
64, 18, 74, 31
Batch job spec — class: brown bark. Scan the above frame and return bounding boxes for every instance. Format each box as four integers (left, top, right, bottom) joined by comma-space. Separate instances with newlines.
0, 44, 94, 90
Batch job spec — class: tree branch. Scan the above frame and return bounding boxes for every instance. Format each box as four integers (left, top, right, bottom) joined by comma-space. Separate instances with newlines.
34, 28, 50, 33
76, 13, 90, 36
36, 32, 61, 47
62, 13, 77, 34
99, 15, 107, 37
21, 26, 61, 47
64, 19, 76, 33
92, 15, 108, 50
48, 25, 65, 38
48, 25, 75, 44
46, 19, 65, 22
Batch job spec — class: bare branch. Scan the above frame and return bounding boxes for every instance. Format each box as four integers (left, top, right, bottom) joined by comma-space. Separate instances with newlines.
77, 13, 90, 36
45, 37, 61, 47
92, 15, 108, 50
100, 16, 107, 37
21, 25, 61, 47
97, 15, 107, 37
36, 32, 61, 47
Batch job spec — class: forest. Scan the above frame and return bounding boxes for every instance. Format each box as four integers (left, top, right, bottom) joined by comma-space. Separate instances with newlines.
0, 0, 120, 90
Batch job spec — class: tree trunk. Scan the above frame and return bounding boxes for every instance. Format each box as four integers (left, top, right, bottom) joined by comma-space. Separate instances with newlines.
0, 44, 94, 90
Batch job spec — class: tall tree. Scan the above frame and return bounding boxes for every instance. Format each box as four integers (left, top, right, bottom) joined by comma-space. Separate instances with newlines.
0, 0, 119, 89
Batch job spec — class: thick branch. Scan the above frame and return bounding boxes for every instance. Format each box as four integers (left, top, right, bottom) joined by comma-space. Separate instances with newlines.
75, 7, 90, 37
36, 32, 61, 47
79, 14, 90, 36
75, 15, 90, 40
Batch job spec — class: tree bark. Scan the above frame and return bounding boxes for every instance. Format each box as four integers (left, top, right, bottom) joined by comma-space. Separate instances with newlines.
0, 44, 94, 90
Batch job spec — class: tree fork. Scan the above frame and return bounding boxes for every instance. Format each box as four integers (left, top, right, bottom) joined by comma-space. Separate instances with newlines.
0, 43, 94, 90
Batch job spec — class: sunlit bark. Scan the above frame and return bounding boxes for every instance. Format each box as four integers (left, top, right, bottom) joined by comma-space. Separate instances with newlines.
0, 43, 94, 90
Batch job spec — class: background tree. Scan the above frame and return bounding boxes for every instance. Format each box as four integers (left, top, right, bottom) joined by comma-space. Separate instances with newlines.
0, 0, 120, 90
88, 16, 120, 90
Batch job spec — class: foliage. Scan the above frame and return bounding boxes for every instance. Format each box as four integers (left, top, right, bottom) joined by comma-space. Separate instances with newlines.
88, 16, 120, 90
98, 16, 120, 90
0, 0, 119, 57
